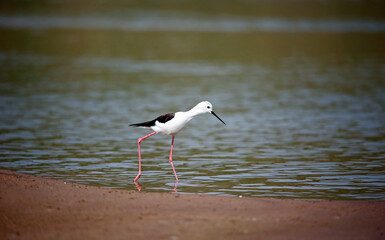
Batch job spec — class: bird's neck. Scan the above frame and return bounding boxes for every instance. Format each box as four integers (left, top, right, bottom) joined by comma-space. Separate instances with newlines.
185, 106, 204, 119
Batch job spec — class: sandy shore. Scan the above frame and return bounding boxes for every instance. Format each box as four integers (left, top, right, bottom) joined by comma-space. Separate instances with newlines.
0, 169, 384, 240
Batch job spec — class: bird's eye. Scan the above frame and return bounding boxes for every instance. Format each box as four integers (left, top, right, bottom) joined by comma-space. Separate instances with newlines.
207, 106, 210, 109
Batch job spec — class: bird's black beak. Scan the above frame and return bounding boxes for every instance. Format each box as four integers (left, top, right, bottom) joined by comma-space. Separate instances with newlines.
211, 111, 226, 125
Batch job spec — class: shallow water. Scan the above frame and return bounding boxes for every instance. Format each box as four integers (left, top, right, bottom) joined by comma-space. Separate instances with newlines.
0, 1, 385, 200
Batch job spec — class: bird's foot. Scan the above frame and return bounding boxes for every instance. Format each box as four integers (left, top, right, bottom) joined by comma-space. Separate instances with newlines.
134, 174, 141, 182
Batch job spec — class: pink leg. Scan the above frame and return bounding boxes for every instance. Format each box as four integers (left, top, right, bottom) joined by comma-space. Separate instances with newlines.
134, 131, 156, 182
169, 136, 179, 182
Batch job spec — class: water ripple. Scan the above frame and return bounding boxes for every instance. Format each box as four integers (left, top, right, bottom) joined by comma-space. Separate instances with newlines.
1, 14, 385, 33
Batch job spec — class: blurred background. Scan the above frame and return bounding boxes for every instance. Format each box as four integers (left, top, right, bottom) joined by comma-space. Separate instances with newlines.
0, 0, 384, 200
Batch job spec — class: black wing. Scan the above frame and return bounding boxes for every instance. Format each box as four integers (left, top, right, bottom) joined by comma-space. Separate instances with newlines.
129, 113, 175, 128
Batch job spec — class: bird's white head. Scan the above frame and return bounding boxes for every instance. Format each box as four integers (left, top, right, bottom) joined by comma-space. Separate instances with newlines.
193, 101, 226, 125
194, 101, 214, 114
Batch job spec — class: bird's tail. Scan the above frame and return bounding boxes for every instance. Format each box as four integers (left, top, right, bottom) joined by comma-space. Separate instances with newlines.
128, 120, 154, 129
129, 123, 142, 127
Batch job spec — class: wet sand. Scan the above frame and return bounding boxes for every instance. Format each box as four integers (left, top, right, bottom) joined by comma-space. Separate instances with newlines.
0, 169, 384, 240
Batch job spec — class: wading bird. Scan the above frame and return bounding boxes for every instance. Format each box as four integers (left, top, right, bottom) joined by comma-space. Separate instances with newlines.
129, 101, 226, 182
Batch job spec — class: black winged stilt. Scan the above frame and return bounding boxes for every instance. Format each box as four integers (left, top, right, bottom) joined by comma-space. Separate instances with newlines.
129, 101, 226, 182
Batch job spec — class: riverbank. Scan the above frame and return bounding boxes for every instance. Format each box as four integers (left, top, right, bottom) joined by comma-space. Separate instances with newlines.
0, 169, 384, 240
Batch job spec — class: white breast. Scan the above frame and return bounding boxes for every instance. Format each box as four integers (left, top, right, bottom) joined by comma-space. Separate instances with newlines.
151, 112, 192, 135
